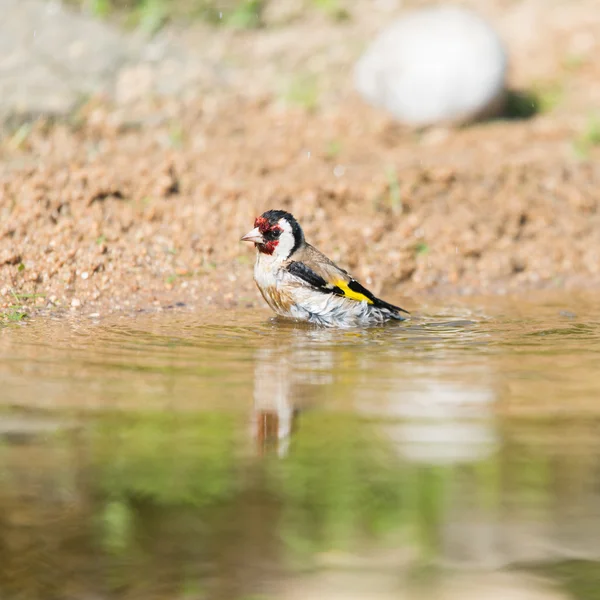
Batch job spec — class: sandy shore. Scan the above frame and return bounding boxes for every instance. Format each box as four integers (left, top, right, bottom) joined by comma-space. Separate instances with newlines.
2, 0, 600, 319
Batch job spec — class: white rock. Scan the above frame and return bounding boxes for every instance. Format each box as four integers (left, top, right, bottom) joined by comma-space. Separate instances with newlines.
354, 6, 508, 126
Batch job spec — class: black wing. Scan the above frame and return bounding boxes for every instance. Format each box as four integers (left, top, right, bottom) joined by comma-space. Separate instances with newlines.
287, 261, 409, 316
287, 261, 343, 295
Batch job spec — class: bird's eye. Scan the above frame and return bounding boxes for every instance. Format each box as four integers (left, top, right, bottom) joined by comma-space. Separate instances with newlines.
271, 229, 282, 238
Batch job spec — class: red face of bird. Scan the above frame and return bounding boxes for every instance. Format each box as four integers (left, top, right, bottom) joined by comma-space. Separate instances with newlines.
241, 210, 304, 259
240, 216, 282, 255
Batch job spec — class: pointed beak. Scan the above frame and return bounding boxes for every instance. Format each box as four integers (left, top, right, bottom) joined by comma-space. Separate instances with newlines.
241, 227, 264, 244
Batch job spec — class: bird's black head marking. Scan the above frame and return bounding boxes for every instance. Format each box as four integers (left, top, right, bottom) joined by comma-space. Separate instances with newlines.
258, 209, 305, 257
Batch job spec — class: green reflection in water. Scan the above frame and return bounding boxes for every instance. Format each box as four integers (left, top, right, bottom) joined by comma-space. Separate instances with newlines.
0, 411, 599, 599
0, 296, 599, 599
91, 413, 239, 508
268, 413, 407, 558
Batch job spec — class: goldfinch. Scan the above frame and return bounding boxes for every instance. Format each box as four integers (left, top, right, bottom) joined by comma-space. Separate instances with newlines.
241, 209, 409, 327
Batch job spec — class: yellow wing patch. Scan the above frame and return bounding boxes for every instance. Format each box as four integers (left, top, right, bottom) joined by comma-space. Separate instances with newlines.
333, 280, 373, 304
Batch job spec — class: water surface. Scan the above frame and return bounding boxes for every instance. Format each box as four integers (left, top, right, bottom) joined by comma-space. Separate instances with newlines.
1, 294, 600, 600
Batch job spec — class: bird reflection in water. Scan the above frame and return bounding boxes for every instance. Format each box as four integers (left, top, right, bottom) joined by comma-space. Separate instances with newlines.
251, 326, 336, 457
252, 346, 296, 457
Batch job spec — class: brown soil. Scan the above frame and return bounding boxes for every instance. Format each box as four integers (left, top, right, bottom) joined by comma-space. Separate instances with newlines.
2, 0, 600, 317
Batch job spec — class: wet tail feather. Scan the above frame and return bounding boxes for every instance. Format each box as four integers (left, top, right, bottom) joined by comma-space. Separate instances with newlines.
347, 279, 410, 318
372, 296, 410, 317
386, 308, 409, 321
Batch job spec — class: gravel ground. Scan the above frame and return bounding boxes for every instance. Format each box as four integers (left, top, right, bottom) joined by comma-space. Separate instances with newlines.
1, 0, 600, 319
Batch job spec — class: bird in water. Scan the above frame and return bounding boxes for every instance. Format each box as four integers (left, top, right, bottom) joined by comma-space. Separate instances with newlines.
241, 209, 409, 327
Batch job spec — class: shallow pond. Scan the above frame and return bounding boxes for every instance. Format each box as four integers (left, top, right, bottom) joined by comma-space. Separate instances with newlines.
1, 293, 600, 600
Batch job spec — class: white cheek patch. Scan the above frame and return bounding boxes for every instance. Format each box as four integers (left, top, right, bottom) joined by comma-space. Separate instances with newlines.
274, 218, 296, 260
